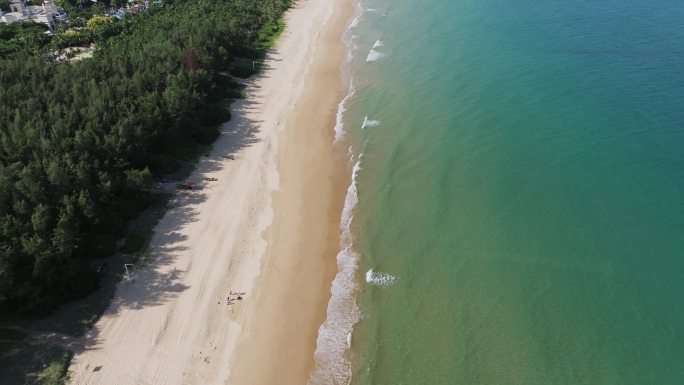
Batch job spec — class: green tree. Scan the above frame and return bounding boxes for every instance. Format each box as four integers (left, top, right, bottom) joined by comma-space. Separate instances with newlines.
0, 0, 291, 314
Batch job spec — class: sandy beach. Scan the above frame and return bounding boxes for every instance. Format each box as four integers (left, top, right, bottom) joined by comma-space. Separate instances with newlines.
67, 0, 352, 384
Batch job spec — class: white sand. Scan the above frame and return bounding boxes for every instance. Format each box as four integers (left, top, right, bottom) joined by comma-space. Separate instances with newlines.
67, 0, 351, 384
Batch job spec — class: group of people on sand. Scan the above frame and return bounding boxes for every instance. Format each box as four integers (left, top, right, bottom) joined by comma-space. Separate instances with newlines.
225, 290, 246, 306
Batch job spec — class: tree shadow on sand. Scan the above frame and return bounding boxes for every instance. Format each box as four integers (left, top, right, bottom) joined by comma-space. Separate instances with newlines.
86, 99, 267, 314
13, 63, 271, 343
2, 52, 286, 383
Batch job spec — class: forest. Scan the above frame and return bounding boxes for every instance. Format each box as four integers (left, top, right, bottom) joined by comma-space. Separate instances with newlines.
0, 0, 289, 314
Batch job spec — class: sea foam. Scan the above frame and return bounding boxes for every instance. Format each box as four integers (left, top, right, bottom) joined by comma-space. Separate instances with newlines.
348, 34, 359, 63
366, 49, 384, 62
308, 156, 363, 385
362, 116, 380, 129
309, 4, 365, 384
334, 81, 356, 143
366, 39, 385, 62
348, 7, 362, 29
366, 269, 396, 286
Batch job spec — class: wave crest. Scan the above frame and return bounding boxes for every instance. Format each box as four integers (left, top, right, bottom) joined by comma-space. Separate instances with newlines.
366, 269, 396, 286
361, 116, 380, 129
366, 48, 384, 62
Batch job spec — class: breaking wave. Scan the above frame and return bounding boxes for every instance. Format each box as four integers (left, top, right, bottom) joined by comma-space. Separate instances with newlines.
334, 81, 356, 143
366, 48, 384, 62
308, 156, 363, 385
365, 269, 396, 286
361, 116, 380, 129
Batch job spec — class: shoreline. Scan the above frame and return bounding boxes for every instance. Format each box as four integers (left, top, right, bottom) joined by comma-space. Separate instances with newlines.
67, 0, 353, 384
226, 0, 354, 383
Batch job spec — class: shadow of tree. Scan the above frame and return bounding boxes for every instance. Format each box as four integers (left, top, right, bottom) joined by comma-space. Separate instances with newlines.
3, 47, 283, 370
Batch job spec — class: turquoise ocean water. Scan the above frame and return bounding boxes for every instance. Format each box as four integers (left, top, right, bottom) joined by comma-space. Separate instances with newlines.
310, 0, 684, 384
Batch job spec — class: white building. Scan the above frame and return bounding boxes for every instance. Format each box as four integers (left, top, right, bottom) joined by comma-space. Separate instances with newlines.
1, 0, 68, 32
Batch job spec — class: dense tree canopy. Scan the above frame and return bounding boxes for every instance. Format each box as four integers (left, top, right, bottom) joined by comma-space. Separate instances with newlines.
0, 0, 289, 313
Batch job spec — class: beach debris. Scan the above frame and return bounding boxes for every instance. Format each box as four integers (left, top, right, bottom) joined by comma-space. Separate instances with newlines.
204, 177, 218, 181
222, 155, 235, 160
